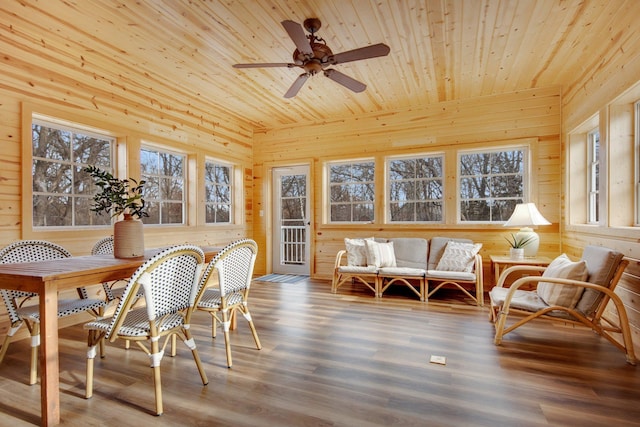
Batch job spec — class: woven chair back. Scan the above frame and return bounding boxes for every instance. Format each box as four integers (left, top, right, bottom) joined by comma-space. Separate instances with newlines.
105, 245, 204, 340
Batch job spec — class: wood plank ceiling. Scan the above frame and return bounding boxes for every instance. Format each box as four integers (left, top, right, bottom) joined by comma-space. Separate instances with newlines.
4, 0, 633, 131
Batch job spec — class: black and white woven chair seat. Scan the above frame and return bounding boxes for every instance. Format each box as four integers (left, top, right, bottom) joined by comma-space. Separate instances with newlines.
85, 307, 186, 337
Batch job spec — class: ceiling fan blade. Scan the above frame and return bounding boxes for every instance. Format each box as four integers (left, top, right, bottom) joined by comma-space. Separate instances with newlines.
324, 69, 366, 93
233, 63, 295, 68
329, 43, 391, 65
284, 73, 310, 98
281, 20, 313, 56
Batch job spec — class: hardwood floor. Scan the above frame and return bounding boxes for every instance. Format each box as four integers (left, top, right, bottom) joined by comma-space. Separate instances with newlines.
0, 278, 639, 426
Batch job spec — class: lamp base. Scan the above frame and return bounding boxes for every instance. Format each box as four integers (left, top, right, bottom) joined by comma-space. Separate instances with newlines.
515, 227, 540, 257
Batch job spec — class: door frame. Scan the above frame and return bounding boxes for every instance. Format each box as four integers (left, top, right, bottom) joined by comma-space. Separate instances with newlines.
271, 164, 312, 275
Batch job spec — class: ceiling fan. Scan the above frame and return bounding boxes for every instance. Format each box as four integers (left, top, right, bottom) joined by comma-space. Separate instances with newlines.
233, 18, 390, 98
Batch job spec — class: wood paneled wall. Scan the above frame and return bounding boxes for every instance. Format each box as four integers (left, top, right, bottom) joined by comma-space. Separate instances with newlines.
560, 22, 640, 360
252, 87, 562, 280
0, 18, 255, 339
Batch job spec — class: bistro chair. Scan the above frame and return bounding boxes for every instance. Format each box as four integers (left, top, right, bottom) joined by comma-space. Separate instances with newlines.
91, 236, 139, 304
0, 240, 107, 385
83, 244, 209, 416
489, 245, 636, 365
197, 239, 261, 368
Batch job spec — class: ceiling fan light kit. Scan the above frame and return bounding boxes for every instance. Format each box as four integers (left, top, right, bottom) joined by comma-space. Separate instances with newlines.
233, 18, 390, 98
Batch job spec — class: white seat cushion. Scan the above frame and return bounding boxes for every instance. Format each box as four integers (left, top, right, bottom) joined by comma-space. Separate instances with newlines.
426, 269, 476, 281
378, 267, 425, 277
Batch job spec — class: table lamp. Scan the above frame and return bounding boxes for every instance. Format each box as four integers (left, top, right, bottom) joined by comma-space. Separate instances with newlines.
503, 202, 550, 257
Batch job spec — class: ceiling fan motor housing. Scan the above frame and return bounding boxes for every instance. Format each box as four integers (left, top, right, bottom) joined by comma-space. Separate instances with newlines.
293, 42, 333, 75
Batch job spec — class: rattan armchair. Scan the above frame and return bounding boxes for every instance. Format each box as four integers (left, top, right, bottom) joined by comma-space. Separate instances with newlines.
0, 240, 107, 384
196, 239, 261, 368
83, 244, 209, 415
489, 245, 636, 365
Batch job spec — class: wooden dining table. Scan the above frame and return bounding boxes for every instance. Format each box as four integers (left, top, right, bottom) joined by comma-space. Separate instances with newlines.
0, 245, 221, 426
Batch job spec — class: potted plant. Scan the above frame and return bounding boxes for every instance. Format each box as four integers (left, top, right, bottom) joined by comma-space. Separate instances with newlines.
85, 165, 149, 258
504, 233, 534, 260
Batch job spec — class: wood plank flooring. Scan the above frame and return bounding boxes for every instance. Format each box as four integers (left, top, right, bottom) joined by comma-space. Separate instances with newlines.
0, 278, 639, 426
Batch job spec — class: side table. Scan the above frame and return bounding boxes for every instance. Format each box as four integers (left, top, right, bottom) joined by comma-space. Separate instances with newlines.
490, 255, 553, 285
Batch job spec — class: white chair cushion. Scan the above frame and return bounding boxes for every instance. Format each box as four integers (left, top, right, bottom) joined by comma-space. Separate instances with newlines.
536, 254, 588, 308
338, 265, 378, 274
378, 267, 426, 277
344, 237, 373, 266
426, 269, 476, 281
435, 241, 482, 273
365, 240, 396, 268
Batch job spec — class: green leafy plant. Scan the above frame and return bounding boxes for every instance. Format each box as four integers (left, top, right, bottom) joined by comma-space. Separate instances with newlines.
504, 233, 534, 249
84, 165, 149, 219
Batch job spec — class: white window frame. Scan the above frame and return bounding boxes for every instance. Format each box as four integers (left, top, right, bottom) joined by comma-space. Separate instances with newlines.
204, 158, 233, 224
140, 145, 186, 225
326, 159, 375, 223
386, 153, 444, 223
587, 128, 600, 224
635, 101, 640, 225
458, 146, 528, 223
31, 116, 115, 229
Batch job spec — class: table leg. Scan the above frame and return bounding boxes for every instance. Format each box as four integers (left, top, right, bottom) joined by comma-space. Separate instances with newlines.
493, 262, 500, 285
39, 283, 60, 426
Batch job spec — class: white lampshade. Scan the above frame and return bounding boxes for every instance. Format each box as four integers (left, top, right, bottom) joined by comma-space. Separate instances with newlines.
504, 203, 550, 257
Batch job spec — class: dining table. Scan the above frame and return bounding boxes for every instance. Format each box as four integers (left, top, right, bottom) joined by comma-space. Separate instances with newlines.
0, 245, 221, 426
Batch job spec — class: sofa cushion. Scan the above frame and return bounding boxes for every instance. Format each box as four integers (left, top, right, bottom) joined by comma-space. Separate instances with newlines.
388, 238, 428, 269
365, 240, 396, 268
344, 237, 373, 266
435, 241, 482, 273
427, 237, 473, 270
426, 270, 476, 281
378, 266, 426, 277
338, 265, 378, 274
575, 246, 625, 316
536, 254, 588, 308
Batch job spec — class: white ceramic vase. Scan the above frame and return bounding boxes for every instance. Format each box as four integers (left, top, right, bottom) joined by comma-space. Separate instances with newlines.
113, 214, 145, 258
510, 247, 525, 260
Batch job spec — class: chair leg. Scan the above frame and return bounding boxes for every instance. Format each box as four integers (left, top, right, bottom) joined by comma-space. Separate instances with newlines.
150, 338, 163, 415
221, 308, 233, 368
241, 306, 262, 350
182, 328, 209, 386
29, 323, 40, 385
0, 321, 23, 365
210, 312, 218, 338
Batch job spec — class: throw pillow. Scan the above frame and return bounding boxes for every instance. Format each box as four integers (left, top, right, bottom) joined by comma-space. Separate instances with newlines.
536, 254, 588, 308
435, 241, 482, 272
365, 240, 396, 268
344, 238, 373, 266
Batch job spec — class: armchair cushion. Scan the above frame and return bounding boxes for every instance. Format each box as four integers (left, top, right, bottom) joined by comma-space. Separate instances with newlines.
576, 246, 625, 316
536, 254, 588, 308
365, 240, 396, 268
344, 237, 373, 266
435, 241, 482, 273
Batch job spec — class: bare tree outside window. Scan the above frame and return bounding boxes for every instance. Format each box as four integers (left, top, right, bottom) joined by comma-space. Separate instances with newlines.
388, 155, 443, 222
459, 148, 526, 222
205, 160, 232, 223
32, 119, 113, 228
329, 160, 375, 222
141, 147, 185, 225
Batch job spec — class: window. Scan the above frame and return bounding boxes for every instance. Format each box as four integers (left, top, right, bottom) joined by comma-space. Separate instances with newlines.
387, 154, 444, 222
31, 118, 113, 228
459, 148, 526, 222
140, 147, 185, 225
204, 159, 232, 224
587, 129, 600, 224
328, 160, 375, 222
